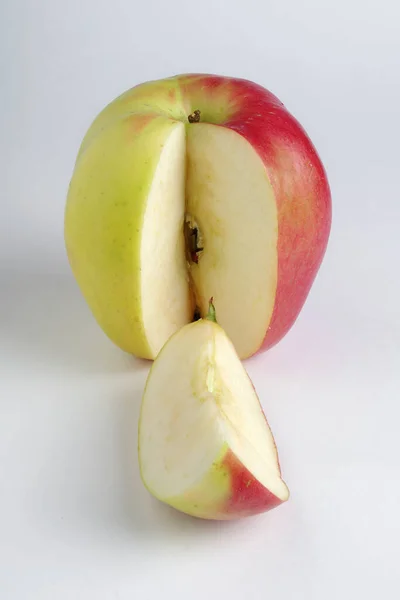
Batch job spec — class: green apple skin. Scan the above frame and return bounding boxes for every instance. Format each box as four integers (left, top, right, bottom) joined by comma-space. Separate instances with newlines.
65, 114, 185, 358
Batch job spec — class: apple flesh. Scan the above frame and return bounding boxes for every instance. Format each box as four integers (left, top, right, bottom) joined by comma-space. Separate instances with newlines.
65, 74, 331, 359
138, 305, 289, 519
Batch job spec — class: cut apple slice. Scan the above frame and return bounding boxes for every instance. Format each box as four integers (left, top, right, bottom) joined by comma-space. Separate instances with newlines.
138, 303, 289, 520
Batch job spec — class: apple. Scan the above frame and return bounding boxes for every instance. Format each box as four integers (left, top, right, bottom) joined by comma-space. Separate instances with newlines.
138, 300, 289, 520
65, 74, 331, 360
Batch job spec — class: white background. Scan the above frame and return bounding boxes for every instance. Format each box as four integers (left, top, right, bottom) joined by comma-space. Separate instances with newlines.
1, 0, 399, 598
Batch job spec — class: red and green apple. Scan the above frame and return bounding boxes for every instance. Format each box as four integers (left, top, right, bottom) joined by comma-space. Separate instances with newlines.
65, 74, 331, 359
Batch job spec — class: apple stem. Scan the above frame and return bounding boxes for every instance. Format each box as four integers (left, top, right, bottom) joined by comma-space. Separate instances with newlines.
188, 109, 201, 123
206, 298, 217, 323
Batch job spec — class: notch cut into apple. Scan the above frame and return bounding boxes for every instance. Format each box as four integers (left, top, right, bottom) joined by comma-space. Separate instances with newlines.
141, 120, 277, 359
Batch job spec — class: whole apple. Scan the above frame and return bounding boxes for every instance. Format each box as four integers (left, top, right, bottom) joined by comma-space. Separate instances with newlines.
65, 74, 331, 359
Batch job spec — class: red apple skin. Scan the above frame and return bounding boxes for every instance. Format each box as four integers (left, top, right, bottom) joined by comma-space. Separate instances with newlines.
220, 450, 285, 519
180, 74, 332, 353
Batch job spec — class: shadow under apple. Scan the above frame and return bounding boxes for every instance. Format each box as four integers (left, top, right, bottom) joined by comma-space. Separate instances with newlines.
0, 270, 148, 376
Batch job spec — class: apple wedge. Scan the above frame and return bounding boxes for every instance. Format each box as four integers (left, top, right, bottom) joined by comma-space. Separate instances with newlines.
138, 302, 289, 520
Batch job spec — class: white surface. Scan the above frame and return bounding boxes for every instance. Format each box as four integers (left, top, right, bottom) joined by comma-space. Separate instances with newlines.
1, 0, 399, 598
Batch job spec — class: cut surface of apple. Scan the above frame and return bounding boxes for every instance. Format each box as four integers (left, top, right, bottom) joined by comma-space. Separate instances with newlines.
65, 74, 331, 359
140, 122, 191, 357
138, 308, 289, 520
186, 124, 277, 359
